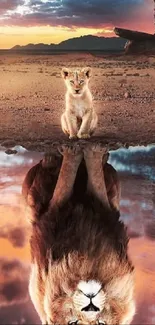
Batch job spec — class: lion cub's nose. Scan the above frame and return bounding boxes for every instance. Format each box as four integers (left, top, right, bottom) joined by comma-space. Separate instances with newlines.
75, 89, 80, 94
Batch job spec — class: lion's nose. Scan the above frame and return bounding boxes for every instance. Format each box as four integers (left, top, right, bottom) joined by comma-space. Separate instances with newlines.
85, 293, 96, 298
75, 89, 80, 94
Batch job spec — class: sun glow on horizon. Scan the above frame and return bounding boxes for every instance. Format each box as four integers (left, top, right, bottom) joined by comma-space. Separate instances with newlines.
0, 0, 153, 49
0, 26, 115, 49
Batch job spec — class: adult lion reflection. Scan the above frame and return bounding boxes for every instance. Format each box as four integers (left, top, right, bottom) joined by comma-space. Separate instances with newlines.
22, 144, 135, 325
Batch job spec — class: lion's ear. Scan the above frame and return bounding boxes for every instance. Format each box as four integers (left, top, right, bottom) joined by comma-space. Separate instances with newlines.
61, 67, 69, 79
82, 67, 92, 79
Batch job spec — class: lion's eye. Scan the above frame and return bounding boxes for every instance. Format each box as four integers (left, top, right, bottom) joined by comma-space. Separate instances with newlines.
68, 321, 78, 325
70, 80, 74, 84
80, 79, 84, 84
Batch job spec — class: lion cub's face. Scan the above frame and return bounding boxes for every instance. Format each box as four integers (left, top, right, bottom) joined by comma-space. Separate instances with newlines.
61, 67, 91, 97
44, 276, 135, 325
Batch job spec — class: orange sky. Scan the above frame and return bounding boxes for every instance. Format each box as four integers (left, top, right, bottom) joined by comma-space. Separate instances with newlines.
0, 0, 154, 49
0, 26, 114, 49
0, 22, 154, 49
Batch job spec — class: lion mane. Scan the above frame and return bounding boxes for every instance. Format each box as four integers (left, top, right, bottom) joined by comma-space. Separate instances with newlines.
23, 158, 135, 324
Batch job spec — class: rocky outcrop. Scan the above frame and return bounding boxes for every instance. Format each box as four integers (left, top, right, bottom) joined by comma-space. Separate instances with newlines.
114, 27, 155, 54
114, 27, 155, 41
124, 39, 155, 54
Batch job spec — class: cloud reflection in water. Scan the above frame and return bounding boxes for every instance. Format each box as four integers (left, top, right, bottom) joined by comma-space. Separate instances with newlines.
0, 144, 154, 324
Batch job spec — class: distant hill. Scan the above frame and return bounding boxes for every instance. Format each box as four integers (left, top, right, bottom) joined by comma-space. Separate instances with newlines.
11, 35, 127, 51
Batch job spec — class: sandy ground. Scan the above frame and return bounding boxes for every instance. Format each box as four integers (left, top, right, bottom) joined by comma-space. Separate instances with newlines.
0, 53, 155, 151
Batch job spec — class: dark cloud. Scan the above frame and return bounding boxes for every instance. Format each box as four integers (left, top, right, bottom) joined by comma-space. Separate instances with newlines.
145, 222, 155, 240
0, 259, 29, 307
1, 0, 153, 29
0, 300, 40, 324
1, 279, 28, 305
1, 259, 27, 273
0, 225, 27, 248
0, 0, 23, 14
127, 229, 142, 239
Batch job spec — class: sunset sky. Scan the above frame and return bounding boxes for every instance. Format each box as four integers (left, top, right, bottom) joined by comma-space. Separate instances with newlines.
0, 0, 154, 49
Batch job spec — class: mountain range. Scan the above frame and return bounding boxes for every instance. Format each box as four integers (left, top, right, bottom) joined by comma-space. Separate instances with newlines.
11, 34, 127, 51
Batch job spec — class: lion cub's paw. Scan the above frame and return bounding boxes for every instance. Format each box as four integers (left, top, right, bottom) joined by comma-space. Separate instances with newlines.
84, 143, 108, 162
91, 143, 107, 153
58, 144, 82, 158
69, 134, 78, 140
77, 132, 90, 139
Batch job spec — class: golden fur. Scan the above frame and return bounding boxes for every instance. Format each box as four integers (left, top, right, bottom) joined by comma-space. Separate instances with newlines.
61, 67, 98, 139
22, 146, 135, 325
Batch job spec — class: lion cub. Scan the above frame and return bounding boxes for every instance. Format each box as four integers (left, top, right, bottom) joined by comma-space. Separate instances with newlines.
61, 67, 98, 139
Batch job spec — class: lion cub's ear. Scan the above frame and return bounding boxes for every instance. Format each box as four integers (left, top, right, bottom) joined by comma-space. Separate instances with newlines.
61, 67, 69, 79
82, 67, 92, 78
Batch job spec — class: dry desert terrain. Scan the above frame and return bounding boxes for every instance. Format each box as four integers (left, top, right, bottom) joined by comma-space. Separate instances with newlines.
0, 52, 155, 151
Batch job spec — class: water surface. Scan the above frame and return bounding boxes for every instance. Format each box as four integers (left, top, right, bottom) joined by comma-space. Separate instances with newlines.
0, 144, 154, 324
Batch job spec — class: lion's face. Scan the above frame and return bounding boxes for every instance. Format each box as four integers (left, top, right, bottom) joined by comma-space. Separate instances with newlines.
44, 276, 135, 325
61, 67, 91, 97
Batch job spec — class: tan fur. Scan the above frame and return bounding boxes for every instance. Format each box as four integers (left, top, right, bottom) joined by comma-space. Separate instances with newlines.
61, 67, 98, 139
29, 262, 47, 324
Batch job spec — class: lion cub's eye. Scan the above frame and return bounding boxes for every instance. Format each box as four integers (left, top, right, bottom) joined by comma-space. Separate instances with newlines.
80, 79, 84, 84
68, 321, 78, 325
70, 80, 74, 84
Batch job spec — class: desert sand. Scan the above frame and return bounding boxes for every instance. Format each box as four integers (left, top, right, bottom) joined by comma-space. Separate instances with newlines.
0, 52, 155, 151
